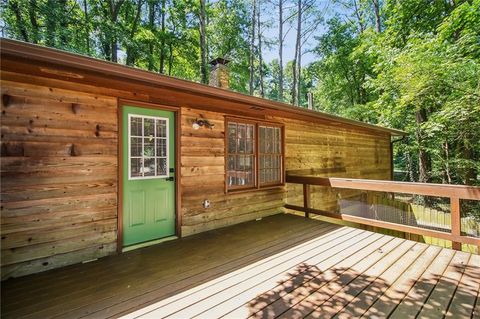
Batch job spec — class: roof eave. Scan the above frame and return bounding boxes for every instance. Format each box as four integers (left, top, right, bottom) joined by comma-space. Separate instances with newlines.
0, 38, 407, 136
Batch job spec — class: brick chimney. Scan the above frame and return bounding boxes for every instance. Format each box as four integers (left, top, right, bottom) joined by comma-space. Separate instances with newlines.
209, 58, 230, 89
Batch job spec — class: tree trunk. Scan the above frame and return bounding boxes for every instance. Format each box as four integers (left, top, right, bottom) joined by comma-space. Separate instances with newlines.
148, 1, 156, 71
108, 0, 124, 62
10, 0, 29, 42
126, 0, 144, 66
83, 0, 90, 53
199, 0, 208, 84
443, 140, 452, 184
462, 140, 475, 185
278, 0, 283, 101
372, 0, 381, 33
168, 25, 175, 76
296, 39, 302, 106
257, 0, 264, 98
58, 0, 69, 47
292, 0, 302, 106
46, 0, 56, 46
159, 0, 166, 73
353, 0, 365, 33
28, 0, 39, 43
416, 108, 431, 183
406, 150, 416, 182
249, 0, 257, 95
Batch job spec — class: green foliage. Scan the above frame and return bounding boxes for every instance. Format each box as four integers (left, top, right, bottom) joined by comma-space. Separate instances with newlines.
312, 0, 480, 186
2, 0, 478, 186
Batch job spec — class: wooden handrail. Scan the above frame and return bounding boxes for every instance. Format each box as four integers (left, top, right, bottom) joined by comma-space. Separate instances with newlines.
286, 175, 480, 200
285, 175, 480, 250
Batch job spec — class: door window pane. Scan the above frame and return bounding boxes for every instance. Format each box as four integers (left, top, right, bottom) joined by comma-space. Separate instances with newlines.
129, 115, 169, 179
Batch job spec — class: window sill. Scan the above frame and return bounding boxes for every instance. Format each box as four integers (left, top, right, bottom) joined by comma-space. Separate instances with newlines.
226, 184, 285, 195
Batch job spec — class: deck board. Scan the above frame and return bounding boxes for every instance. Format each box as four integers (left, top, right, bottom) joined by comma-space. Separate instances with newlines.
416, 251, 471, 319
1, 213, 478, 319
389, 248, 455, 319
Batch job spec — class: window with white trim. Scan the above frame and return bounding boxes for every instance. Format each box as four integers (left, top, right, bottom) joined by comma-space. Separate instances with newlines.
128, 114, 169, 179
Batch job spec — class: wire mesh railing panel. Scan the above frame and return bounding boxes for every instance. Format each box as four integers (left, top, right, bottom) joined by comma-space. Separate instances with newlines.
309, 189, 456, 234
461, 199, 480, 238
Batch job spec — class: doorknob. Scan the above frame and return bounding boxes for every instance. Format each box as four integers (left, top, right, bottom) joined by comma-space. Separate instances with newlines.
166, 176, 174, 182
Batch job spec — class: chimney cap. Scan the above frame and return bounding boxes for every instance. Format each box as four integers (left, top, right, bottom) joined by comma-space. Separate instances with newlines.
209, 58, 230, 66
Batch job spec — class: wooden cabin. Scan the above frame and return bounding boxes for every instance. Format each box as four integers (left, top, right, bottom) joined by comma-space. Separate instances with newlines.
0, 39, 405, 279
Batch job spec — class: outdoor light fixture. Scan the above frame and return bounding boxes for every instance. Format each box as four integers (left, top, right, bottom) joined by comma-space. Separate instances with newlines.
192, 118, 215, 130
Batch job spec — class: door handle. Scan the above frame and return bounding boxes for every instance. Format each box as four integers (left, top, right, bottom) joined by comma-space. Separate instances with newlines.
166, 176, 174, 182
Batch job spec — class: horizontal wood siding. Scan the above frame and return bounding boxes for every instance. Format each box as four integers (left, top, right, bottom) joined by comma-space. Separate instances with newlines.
281, 117, 391, 213
0, 69, 393, 278
180, 108, 285, 236
1, 81, 118, 279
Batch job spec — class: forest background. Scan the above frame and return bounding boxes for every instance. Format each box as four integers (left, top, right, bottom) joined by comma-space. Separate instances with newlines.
1, 0, 479, 187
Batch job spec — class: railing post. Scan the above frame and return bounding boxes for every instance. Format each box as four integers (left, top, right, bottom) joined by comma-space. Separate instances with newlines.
303, 184, 310, 218
450, 197, 461, 251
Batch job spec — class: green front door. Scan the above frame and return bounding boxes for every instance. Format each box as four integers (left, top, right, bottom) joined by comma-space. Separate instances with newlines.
122, 105, 175, 247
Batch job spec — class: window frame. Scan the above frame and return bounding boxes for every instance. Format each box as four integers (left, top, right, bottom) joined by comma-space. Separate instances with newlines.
225, 116, 285, 193
128, 113, 170, 180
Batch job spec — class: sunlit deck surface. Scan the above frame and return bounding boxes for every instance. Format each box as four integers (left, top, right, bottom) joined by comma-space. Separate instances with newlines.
2, 214, 479, 319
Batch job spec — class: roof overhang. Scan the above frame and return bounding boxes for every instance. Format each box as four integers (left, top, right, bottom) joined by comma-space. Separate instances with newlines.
0, 38, 407, 136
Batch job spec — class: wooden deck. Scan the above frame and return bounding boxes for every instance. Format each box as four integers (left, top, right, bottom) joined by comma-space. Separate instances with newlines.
2, 214, 479, 319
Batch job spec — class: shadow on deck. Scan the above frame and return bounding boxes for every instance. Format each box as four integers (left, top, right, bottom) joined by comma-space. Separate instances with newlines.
2, 214, 479, 319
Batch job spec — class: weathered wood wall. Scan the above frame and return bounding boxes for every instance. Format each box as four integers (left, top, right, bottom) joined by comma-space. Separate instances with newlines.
281, 117, 392, 211
180, 108, 285, 236
0, 69, 392, 278
1, 81, 118, 279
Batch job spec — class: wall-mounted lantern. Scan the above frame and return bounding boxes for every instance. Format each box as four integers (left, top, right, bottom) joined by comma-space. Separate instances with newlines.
192, 118, 215, 130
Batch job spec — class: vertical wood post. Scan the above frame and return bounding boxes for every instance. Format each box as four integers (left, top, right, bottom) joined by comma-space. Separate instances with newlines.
450, 197, 461, 251
303, 183, 310, 218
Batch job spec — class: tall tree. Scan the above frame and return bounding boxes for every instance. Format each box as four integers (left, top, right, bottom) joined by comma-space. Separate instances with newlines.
125, 0, 144, 66
199, 0, 208, 84
257, 0, 264, 97
159, 0, 167, 73
291, 0, 302, 106
147, 0, 156, 71
28, 0, 39, 43
278, 0, 284, 101
108, 0, 125, 62
249, 0, 257, 95
83, 0, 90, 53
371, 0, 381, 33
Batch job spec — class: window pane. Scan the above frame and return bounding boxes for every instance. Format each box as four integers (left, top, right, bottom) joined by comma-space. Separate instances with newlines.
236, 155, 243, 171
131, 137, 142, 157
157, 158, 167, 176
259, 126, 282, 185
238, 124, 246, 139
247, 124, 254, 139
144, 137, 155, 157
144, 118, 155, 137
227, 155, 235, 170
131, 158, 142, 177
238, 124, 246, 153
156, 119, 167, 137
156, 138, 167, 157
275, 128, 281, 153
131, 117, 142, 136
227, 171, 235, 187
259, 127, 265, 153
226, 121, 258, 189
143, 158, 155, 176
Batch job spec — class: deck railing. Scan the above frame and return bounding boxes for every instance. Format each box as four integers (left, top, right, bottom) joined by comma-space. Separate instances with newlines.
285, 175, 480, 250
